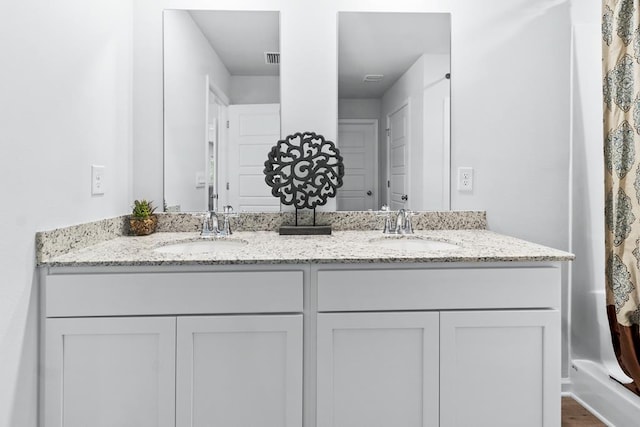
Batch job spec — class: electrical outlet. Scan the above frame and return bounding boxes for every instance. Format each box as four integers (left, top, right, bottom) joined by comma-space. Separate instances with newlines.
457, 167, 473, 191
91, 165, 105, 195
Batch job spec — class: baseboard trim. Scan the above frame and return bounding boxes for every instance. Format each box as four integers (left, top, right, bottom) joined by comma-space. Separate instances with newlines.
569, 359, 640, 427
561, 376, 572, 395
568, 392, 613, 426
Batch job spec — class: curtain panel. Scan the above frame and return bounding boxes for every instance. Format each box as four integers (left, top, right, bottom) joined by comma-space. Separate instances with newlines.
604, 0, 640, 394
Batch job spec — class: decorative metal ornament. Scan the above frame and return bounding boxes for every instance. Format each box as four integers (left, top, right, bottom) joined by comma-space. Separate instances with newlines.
264, 131, 345, 234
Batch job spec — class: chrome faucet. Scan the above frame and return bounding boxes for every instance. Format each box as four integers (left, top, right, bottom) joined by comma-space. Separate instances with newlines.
201, 205, 236, 237
380, 206, 414, 234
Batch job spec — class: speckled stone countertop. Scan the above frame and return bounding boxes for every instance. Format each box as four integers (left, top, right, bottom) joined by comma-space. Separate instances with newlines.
36, 210, 488, 262
38, 230, 574, 267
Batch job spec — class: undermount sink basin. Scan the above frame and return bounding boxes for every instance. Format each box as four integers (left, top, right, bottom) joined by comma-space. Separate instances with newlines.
154, 239, 248, 254
369, 236, 460, 251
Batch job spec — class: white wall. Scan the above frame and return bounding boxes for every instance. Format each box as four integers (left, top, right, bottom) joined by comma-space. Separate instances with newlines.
230, 76, 280, 104
0, 0, 133, 425
338, 98, 381, 120
164, 10, 230, 212
450, 0, 570, 245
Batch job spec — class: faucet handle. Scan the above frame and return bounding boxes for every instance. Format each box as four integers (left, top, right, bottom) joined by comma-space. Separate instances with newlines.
201, 212, 214, 236
202, 215, 211, 232
404, 210, 416, 234
220, 205, 237, 235
223, 205, 239, 217
376, 204, 392, 217
377, 205, 397, 233
383, 215, 394, 234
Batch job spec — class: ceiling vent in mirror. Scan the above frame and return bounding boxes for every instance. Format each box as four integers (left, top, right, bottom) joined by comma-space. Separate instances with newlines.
363, 74, 384, 82
264, 52, 280, 65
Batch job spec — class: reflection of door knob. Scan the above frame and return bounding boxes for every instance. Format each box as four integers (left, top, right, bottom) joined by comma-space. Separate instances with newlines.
366, 190, 372, 196
401, 194, 408, 201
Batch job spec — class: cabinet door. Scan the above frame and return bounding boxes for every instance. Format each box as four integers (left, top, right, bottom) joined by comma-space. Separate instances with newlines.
43, 317, 176, 427
440, 310, 560, 427
317, 312, 439, 427
176, 315, 303, 427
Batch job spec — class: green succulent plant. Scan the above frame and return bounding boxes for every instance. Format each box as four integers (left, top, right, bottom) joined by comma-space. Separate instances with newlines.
131, 199, 156, 220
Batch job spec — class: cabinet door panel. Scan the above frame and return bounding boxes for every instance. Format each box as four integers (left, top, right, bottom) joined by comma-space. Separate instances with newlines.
176, 315, 303, 427
317, 312, 439, 427
440, 310, 560, 427
44, 317, 176, 427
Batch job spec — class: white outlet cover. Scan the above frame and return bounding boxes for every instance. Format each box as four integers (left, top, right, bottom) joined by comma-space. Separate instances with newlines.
457, 167, 473, 192
91, 165, 105, 195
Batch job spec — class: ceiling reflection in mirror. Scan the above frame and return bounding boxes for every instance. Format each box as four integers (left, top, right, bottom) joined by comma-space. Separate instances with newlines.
163, 10, 281, 213
337, 12, 451, 212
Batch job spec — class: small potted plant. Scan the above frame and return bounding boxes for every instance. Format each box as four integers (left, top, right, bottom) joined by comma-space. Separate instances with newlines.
129, 199, 158, 236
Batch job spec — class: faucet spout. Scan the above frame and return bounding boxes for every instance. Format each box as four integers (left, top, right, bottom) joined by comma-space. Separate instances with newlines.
209, 211, 219, 233
395, 209, 406, 233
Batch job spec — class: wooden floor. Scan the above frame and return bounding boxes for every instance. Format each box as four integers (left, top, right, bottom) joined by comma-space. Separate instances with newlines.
562, 397, 606, 426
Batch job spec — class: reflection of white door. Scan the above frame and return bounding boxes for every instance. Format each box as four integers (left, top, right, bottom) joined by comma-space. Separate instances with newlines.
206, 95, 218, 211
227, 104, 281, 212
388, 103, 409, 210
337, 120, 378, 211
205, 76, 230, 212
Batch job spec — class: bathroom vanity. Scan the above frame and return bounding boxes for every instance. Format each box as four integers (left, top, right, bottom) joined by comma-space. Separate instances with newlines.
37, 221, 572, 427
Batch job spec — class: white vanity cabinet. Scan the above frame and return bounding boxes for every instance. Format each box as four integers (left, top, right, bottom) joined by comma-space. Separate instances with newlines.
41, 268, 305, 427
314, 264, 562, 427
41, 261, 563, 427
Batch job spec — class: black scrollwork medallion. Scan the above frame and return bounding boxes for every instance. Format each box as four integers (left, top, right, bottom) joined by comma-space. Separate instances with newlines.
264, 132, 344, 234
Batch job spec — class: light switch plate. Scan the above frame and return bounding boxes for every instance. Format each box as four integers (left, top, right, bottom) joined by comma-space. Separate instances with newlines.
195, 171, 206, 188
91, 165, 105, 195
457, 167, 473, 191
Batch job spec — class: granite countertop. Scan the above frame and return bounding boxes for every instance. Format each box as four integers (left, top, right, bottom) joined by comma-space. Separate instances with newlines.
38, 229, 574, 267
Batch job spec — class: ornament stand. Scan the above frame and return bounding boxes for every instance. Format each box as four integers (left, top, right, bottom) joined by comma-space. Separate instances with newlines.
278, 208, 332, 235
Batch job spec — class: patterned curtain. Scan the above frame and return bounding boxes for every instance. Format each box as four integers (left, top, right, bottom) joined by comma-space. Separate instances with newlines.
604, 0, 640, 394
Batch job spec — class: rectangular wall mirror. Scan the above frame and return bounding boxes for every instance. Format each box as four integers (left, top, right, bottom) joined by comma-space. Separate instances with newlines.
163, 10, 281, 213
163, 10, 450, 213
337, 12, 451, 211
